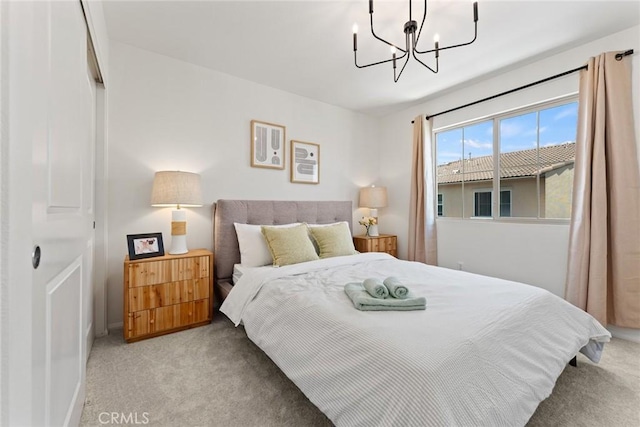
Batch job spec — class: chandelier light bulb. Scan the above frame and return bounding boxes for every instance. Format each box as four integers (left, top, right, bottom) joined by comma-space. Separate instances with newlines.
352, 23, 358, 34
390, 46, 396, 54
434, 33, 440, 42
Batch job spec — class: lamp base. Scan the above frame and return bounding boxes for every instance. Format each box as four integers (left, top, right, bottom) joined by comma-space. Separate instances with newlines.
169, 209, 189, 255
169, 235, 189, 255
369, 208, 380, 236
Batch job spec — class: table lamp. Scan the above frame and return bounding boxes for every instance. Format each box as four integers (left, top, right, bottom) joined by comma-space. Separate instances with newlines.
151, 171, 203, 254
359, 185, 388, 237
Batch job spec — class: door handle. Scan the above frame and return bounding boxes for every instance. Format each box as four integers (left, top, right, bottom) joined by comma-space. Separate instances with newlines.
32, 245, 41, 269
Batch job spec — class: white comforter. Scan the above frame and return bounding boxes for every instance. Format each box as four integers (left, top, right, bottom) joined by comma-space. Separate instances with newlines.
221, 253, 610, 427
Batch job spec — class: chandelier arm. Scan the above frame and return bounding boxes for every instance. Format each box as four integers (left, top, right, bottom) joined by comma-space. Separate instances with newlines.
369, 12, 407, 53
394, 50, 412, 83
354, 51, 408, 69
414, 0, 428, 47
412, 49, 438, 74
414, 22, 477, 55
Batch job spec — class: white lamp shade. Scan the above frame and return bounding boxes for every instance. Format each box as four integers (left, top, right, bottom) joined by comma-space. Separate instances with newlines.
359, 186, 388, 208
151, 171, 203, 207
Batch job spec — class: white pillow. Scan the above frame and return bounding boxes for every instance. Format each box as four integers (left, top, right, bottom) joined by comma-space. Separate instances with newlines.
234, 222, 300, 267
307, 221, 350, 229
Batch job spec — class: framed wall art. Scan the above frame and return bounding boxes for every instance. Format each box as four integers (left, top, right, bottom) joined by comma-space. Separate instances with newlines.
250, 120, 286, 169
126, 232, 165, 260
291, 140, 320, 184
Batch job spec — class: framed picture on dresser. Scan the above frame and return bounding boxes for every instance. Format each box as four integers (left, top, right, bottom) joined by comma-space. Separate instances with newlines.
291, 140, 320, 184
250, 120, 286, 169
126, 232, 165, 260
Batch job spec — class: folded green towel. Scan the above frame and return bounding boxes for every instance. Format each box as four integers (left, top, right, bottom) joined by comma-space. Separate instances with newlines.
344, 283, 426, 311
363, 278, 388, 299
383, 276, 409, 299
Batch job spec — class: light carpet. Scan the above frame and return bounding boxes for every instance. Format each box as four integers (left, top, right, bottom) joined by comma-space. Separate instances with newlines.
81, 316, 640, 427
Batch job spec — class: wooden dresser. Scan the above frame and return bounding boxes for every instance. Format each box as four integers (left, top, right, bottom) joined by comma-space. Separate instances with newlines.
124, 249, 214, 343
353, 234, 398, 257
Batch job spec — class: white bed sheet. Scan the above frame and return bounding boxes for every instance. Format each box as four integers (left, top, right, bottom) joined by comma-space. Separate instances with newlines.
221, 253, 610, 427
232, 263, 274, 284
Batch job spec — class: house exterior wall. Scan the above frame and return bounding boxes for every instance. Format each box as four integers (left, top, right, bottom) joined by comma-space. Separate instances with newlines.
544, 164, 574, 219
438, 177, 540, 218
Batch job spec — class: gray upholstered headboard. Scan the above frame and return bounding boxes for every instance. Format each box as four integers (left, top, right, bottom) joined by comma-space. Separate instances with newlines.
213, 200, 353, 283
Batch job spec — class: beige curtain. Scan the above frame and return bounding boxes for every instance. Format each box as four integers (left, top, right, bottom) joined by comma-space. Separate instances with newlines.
565, 51, 640, 328
408, 115, 437, 264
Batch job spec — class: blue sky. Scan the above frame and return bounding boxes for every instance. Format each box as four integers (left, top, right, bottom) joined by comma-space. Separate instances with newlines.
436, 102, 578, 166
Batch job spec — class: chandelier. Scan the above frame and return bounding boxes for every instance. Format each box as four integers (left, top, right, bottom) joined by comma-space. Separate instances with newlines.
352, 0, 479, 82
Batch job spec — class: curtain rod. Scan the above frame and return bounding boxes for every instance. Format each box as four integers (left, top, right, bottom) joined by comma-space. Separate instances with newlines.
410, 48, 634, 123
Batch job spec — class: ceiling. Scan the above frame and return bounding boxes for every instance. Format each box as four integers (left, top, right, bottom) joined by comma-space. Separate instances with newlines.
102, 0, 640, 116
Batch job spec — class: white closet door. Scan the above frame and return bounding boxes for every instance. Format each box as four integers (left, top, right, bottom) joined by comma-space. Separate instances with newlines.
6, 0, 95, 425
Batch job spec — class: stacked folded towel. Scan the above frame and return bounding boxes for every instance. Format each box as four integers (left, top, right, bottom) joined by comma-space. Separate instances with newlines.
363, 278, 389, 298
345, 278, 426, 311
383, 276, 409, 299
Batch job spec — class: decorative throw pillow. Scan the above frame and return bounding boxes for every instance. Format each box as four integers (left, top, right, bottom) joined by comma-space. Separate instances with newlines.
261, 224, 319, 267
308, 222, 358, 259
234, 222, 300, 267
307, 221, 349, 253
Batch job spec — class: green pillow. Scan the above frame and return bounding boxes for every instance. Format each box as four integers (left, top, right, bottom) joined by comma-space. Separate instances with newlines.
308, 222, 358, 259
261, 224, 319, 267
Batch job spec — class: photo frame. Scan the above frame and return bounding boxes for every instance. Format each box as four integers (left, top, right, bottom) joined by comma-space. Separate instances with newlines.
127, 232, 165, 260
250, 120, 286, 169
291, 140, 320, 184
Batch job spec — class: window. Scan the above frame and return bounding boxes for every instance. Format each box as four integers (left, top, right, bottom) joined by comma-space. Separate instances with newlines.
435, 98, 577, 220
472, 190, 511, 217
474, 191, 492, 217
500, 190, 511, 217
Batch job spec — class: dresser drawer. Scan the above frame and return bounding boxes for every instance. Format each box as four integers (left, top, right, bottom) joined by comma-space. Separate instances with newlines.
128, 256, 212, 287
128, 260, 171, 287
128, 278, 210, 311
128, 299, 210, 339
353, 234, 398, 257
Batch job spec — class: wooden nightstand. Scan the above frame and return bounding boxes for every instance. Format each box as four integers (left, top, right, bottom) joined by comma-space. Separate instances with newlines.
353, 234, 398, 257
124, 249, 214, 343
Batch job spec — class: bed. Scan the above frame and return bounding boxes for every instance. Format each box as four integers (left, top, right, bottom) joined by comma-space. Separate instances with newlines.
214, 199, 611, 427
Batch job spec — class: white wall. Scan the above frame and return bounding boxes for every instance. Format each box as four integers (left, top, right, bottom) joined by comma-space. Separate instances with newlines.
106, 41, 380, 327
378, 26, 640, 341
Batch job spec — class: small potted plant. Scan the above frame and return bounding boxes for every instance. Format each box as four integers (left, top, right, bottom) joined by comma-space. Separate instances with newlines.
359, 216, 377, 237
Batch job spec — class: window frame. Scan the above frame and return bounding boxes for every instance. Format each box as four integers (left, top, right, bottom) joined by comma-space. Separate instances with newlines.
437, 193, 443, 217
433, 94, 578, 224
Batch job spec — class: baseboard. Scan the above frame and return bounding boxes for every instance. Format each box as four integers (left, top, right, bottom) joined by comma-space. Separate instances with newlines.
607, 325, 640, 343
85, 322, 94, 361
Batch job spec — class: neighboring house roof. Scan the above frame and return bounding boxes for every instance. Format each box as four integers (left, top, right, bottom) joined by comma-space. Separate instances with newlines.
437, 142, 575, 184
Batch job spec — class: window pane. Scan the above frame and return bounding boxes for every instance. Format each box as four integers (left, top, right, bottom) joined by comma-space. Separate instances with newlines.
538, 103, 577, 219
474, 191, 492, 217
436, 129, 463, 218
500, 190, 511, 217
499, 112, 538, 218
461, 121, 493, 218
